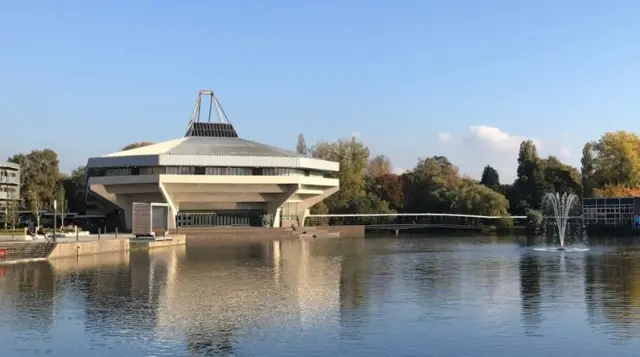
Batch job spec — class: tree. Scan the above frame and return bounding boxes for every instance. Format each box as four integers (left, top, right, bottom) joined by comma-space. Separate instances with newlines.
61, 166, 87, 214
590, 131, 640, 188
593, 185, 640, 198
4, 189, 20, 230
450, 179, 510, 217
512, 140, 547, 213
480, 165, 500, 191
543, 156, 582, 196
371, 173, 404, 211
122, 142, 154, 151
9, 149, 62, 211
581, 142, 596, 197
55, 183, 67, 227
28, 188, 40, 227
368, 155, 392, 178
310, 137, 369, 213
296, 133, 308, 155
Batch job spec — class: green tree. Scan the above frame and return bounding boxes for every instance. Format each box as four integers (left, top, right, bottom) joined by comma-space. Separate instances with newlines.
590, 131, 640, 188
581, 142, 596, 197
122, 141, 154, 151
450, 179, 510, 216
61, 166, 87, 214
310, 137, 369, 213
4, 189, 20, 230
543, 156, 582, 196
480, 165, 500, 191
296, 133, 308, 155
512, 140, 547, 213
9, 149, 62, 211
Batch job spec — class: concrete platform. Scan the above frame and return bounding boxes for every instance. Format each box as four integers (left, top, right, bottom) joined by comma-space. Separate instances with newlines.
0, 233, 186, 264
129, 235, 187, 250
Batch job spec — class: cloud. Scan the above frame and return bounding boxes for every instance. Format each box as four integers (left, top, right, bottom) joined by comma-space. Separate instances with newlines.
392, 167, 408, 175
430, 125, 577, 182
560, 147, 571, 158
437, 132, 453, 143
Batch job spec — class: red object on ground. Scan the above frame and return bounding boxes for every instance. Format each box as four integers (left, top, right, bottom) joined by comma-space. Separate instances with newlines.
0, 248, 7, 259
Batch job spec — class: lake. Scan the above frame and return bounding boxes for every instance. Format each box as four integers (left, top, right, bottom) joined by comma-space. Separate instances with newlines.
1, 235, 640, 356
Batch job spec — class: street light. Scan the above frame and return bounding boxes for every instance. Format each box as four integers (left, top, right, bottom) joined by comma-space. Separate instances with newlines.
53, 199, 57, 242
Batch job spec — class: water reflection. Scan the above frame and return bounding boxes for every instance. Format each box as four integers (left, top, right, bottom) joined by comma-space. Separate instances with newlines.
5, 237, 640, 355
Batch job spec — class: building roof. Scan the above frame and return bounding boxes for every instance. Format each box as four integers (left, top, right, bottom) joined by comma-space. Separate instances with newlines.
0, 162, 20, 170
103, 137, 308, 158
86, 90, 339, 172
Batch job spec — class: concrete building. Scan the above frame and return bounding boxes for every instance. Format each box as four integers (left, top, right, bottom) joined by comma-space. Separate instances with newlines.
85, 90, 340, 231
0, 162, 20, 210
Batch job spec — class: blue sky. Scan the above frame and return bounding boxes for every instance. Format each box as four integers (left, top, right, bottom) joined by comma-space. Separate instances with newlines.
2, 0, 639, 181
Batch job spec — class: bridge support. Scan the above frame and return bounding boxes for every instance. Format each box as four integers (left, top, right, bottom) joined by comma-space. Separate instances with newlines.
395, 229, 399, 237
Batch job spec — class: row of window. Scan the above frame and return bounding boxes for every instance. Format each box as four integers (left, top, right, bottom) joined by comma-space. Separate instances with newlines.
0, 186, 18, 193
583, 197, 636, 206
0, 170, 18, 178
89, 166, 328, 178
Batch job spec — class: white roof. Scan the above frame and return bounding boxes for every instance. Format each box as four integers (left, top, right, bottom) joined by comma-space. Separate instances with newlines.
87, 137, 339, 172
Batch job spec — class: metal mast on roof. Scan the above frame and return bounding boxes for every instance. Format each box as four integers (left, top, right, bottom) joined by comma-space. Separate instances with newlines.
185, 89, 238, 138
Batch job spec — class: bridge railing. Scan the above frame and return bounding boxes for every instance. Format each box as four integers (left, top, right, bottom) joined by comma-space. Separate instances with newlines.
304, 213, 528, 228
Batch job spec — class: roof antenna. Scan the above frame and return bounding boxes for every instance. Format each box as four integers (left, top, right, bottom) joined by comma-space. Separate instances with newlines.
185, 90, 238, 138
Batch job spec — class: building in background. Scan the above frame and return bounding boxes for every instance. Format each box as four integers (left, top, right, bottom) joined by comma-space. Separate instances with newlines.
85, 90, 340, 232
0, 162, 20, 210
582, 197, 637, 228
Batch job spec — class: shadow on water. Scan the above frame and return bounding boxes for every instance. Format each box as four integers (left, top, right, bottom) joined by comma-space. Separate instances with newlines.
5, 236, 640, 355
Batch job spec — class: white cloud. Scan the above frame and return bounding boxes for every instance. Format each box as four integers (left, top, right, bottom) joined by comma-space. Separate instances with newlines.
560, 147, 572, 158
437, 132, 453, 143
430, 125, 577, 182
392, 167, 408, 175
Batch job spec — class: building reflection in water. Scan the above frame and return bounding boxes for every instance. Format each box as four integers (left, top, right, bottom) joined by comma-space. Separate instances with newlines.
157, 239, 347, 356
584, 247, 640, 341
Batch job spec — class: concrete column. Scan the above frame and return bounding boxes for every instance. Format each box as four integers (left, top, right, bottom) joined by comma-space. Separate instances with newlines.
266, 185, 299, 228
158, 183, 178, 230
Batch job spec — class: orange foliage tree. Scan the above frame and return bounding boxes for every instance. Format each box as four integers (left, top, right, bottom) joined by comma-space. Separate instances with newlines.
593, 185, 640, 198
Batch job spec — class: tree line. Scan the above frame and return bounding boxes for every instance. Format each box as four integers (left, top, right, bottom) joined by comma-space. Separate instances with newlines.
3, 131, 638, 228
301, 130, 640, 221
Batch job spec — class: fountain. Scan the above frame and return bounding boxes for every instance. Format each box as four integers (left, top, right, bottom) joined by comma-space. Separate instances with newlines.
533, 192, 590, 252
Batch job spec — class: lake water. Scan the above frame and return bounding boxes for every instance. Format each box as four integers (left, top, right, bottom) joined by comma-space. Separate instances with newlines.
2, 236, 640, 356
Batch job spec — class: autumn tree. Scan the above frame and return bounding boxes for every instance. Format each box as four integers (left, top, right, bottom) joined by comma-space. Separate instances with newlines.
368, 155, 392, 178
296, 133, 308, 155
122, 141, 154, 151
480, 165, 500, 191
593, 185, 640, 198
371, 173, 404, 211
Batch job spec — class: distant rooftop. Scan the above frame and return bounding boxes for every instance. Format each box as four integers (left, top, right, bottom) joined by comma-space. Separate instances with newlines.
0, 162, 20, 169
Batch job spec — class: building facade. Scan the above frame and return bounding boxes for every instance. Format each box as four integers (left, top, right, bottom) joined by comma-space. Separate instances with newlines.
85, 90, 340, 231
0, 162, 20, 210
582, 197, 638, 227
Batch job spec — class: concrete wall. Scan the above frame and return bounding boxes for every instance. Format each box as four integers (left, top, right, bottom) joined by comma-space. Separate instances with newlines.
48, 239, 130, 259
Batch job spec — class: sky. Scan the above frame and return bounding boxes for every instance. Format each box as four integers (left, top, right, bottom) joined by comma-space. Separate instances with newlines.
2, 0, 640, 182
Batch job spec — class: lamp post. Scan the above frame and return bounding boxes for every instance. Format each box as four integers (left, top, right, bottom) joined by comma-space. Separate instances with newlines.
53, 199, 57, 242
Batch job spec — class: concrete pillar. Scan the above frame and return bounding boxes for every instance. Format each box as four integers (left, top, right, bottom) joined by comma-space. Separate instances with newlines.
158, 183, 178, 230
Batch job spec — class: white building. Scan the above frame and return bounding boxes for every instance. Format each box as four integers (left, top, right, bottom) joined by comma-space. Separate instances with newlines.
0, 162, 20, 210
85, 90, 339, 231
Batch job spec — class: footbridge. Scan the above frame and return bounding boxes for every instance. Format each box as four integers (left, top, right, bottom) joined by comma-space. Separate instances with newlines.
303, 213, 528, 231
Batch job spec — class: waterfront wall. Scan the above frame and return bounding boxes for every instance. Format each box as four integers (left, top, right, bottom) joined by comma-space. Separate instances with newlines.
48, 239, 130, 259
